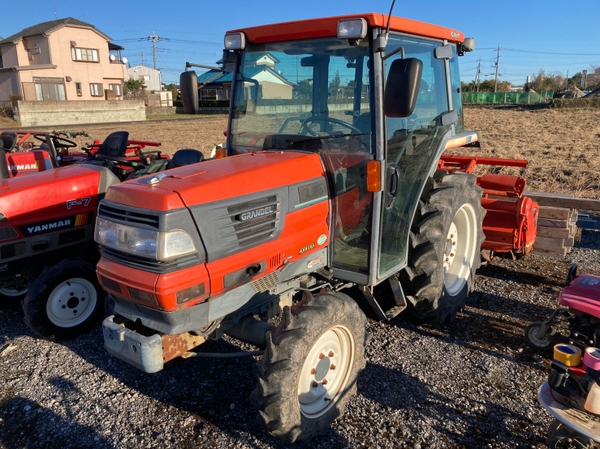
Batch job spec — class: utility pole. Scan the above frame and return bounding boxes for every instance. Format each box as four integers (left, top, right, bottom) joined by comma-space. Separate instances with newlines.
148, 31, 160, 70
493, 45, 501, 92
140, 52, 145, 66
476, 59, 481, 92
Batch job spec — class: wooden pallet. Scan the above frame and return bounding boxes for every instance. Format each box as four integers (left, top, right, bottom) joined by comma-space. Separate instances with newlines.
522, 191, 595, 258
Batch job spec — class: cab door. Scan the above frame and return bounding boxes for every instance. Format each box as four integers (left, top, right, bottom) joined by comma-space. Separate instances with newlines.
376, 35, 454, 281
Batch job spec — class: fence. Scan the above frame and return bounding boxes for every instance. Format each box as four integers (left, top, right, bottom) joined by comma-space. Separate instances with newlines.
462, 91, 554, 105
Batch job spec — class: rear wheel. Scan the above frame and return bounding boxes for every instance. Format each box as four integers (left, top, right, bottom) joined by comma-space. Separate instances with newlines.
251, 291, 367, 443
0, 274, 28, 304
22, 259, 103, 340
400, 172, 485, 324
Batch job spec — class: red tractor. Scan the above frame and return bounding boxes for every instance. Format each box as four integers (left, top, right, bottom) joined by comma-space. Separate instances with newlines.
0, 129, 94, 177
0, 130, 205, 340
95, 12, 534, 442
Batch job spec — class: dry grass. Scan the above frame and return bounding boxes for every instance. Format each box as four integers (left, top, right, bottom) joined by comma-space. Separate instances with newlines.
460, 107, 600, 198
2, 107, 599, 198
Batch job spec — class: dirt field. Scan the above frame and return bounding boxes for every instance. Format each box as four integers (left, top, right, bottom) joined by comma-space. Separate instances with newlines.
2, 107, 599, 197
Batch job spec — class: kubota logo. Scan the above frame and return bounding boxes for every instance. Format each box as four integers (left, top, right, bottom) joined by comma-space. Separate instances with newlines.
238, 206, 274, 222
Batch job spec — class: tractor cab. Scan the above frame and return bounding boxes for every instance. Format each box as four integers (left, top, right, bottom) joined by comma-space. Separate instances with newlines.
223, 14, 475, 287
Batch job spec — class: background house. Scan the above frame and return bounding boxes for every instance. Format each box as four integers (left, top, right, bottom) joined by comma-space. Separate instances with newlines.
0, 17, 127, 103
196, 52, 293, 101
126, 65, 162, 92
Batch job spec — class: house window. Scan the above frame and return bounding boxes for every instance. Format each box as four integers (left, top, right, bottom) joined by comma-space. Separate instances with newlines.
108, 84, 122, 96
90, 83, 103, 97
71, 47, 99, 62
75, 82, 82, 96
33, 77, 66, 101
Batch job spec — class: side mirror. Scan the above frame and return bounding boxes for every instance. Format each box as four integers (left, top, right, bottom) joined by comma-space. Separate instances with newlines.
383, 58, 423, 118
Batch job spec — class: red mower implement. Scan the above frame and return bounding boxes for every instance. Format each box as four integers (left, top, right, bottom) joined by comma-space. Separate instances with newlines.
438, 154, 539, 258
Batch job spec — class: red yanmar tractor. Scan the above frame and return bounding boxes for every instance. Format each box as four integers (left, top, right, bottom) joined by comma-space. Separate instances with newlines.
0, 130, 96, 177
0, 130, 205, 340
96, 12, 534, 442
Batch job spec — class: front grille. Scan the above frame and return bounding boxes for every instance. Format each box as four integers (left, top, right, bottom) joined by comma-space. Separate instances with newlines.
98, 204, 159, 229
227, 196, 279, 247
0, 227, 18, 242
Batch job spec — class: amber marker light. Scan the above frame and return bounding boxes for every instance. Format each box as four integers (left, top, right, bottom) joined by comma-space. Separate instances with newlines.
367, 160, 382, 192
215, 148, 227, 158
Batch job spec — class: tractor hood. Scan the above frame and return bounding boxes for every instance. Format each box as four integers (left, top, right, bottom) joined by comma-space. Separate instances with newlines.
0, 164, 119, 229
103, 151, 327, 210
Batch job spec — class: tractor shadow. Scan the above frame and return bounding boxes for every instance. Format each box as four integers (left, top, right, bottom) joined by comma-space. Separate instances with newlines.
0, 396, 115, 449
54, 327, 353, 449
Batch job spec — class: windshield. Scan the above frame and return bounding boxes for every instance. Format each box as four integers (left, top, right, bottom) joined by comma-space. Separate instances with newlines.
228, 37, 372, 154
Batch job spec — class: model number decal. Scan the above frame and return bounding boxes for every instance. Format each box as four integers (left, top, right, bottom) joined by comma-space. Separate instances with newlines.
299, 242, 315, 254
67, 197, 92, 209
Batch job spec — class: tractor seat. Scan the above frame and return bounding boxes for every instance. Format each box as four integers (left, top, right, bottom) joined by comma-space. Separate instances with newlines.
169, 149, 204, 168
97, 131, 129, 158
129, 149, 204, 180
0, 132, 17, 152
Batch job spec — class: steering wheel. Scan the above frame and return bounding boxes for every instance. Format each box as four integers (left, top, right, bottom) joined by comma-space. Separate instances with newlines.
34, 134, 77, 148
298, 116, 363, 137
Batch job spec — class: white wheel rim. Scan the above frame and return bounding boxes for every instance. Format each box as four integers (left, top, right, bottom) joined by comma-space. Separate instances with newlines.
298, 325, 355, 418
0, 285, 28, 297
443, 203, 478, 296
46, 277, 97, 328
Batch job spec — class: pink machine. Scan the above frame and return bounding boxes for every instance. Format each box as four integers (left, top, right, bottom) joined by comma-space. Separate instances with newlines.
525, 264, 600, 351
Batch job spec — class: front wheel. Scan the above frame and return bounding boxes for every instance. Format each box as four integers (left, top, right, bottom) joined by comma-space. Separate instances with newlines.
525, 322, 554, 351
251, 291, 367, 443
400, 172, 485, 324
22, 259, 103, 340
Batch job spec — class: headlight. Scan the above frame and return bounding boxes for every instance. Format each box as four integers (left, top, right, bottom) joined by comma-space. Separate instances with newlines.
224, 32, 246, 50
337, 18, 367, 40
95, 217, 196, 261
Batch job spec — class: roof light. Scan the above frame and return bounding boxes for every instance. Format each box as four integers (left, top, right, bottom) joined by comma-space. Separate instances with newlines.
337, 19, 367, 40
224, 32, 246, 51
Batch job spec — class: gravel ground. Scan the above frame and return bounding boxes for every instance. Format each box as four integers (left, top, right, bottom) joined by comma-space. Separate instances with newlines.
2, 230, 600, 449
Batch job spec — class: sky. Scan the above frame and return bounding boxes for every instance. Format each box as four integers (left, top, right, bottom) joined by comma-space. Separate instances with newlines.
3, 0, 600, 88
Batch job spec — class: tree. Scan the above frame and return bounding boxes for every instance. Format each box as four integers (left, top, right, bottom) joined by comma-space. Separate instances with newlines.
294, 79, 313, 99
167, 83, 179, 100
329, 71, 341, 90
525, 70, 560, 93
123, 78, 146, 96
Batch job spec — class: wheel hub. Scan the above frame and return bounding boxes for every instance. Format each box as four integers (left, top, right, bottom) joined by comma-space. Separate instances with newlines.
443, 204, 478, 296
46, 278, 97, 328
298, 326, 355, 419
443, 222, 458, 273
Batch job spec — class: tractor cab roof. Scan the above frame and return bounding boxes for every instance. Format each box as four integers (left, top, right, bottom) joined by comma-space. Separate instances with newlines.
226, 12, 465, 45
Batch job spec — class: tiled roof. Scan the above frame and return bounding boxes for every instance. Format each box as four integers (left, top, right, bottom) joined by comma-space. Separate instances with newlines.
0, 17, 110, 44
197, 65, 293, 86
